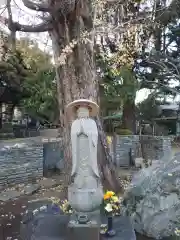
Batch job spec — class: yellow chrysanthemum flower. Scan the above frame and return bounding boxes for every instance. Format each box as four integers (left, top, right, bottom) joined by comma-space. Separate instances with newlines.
175, 228, 180, 236
106, 136, 112, 145
107, 191, 115, 196
111, 196, 119, 203
104, 191, 115, 200
104, 194, 110, 200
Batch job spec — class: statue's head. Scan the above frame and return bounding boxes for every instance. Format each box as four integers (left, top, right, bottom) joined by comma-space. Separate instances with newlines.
66, 99, 99, 120
76, 106, 90, 118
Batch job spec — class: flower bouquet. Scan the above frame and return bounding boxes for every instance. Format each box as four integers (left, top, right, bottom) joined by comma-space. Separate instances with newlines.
173, 228, 180, 240
51, 197, 73, 214
100, 191, 120, 237
103, 191, 120, 215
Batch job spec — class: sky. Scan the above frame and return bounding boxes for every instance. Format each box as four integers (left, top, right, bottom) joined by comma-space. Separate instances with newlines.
0, 0, 6, 6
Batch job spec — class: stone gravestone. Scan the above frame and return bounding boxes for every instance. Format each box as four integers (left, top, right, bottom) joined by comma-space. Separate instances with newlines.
66, 99, 103, 240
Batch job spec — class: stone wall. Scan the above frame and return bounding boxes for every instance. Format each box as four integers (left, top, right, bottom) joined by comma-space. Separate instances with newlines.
40, 129, 59, 138
0, 135, 172, 187
110, 135, 172, 167
0, 139, 43, 187
0, 138, 64, 187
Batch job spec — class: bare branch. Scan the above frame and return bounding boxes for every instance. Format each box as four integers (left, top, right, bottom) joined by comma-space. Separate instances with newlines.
144, 79, 180, 95
14, 21, 52, 32
6, 0, 16, 48
22, 0, 50, 12
0, 15, 52, 32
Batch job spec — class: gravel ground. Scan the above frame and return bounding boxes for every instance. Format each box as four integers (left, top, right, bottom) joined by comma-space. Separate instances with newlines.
0, 175, 66, 240
0, 196, 29, 239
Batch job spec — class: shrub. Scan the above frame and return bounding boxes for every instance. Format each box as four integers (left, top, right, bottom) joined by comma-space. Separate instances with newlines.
115, 128, 132, 135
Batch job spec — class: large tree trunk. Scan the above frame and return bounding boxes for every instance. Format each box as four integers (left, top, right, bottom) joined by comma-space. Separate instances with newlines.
50, 0, 121, 193
96, 117, 122, 192
122, 99, 136, 134
6, 103, 15, 122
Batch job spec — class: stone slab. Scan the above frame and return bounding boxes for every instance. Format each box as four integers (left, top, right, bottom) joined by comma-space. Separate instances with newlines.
0, 190, 21, 201
23, 183, 40, 195
0, 183, 41, 202
39, 178, 59, 189
101, 216, 136, 240
27, 198, 53, 212
20, 206, 69, 240
20, 203, 136, 240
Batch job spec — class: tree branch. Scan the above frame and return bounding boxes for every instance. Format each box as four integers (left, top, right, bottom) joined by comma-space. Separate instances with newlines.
14, 21, 52, 32
0, 15, 52, 33
6, 0, 16, 48
22, 0, 50, 12
0, 0, 53, 33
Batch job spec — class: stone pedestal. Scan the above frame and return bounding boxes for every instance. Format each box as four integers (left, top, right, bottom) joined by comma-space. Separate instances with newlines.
67, 220, 100, 240
67, 210, 100, 240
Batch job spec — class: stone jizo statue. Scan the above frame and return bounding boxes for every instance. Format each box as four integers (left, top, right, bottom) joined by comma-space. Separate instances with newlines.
66, 99, 103, 219
20, 99, 136, 240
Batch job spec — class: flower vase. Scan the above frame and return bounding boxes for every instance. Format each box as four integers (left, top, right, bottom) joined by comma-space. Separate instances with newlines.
106, 215, 116, 237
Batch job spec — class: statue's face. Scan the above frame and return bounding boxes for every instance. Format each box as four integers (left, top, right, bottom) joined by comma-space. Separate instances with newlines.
76, 105, 91, 117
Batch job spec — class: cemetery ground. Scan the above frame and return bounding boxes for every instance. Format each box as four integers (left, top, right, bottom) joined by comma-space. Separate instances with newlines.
0, 174, 66, 240
0, 169, 138, 240
1, 147, 180, 240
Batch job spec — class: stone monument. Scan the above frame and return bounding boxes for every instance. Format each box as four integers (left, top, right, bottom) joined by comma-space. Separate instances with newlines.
20, 98, 136, 240
66, 99, 103, 240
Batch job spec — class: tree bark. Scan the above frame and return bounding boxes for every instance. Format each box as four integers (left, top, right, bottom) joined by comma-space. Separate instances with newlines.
6, 103, 15, 121
96, 117, 122, 192
0, 103, 2, 129
49, 0, 121, 193
122, 99, 136, 134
